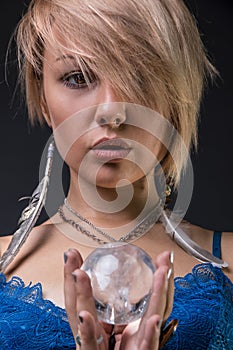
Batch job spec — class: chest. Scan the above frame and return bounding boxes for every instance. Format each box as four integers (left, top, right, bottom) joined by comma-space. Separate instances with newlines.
3, 223, 233, 308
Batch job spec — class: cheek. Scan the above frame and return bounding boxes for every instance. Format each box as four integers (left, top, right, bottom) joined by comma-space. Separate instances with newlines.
43, 88, 93, 158
64, 138, 86, 168
55, 133, 89, 175
44, 81, 98, 129
130, 128, 167, 165
43, 80, 92, 129
45, 93, 79, 128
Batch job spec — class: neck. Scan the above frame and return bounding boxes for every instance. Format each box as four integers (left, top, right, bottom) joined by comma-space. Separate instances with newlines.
66, 170, 160, 228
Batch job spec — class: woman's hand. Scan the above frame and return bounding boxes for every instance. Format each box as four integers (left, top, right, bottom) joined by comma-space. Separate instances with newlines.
64, 248, 174, 350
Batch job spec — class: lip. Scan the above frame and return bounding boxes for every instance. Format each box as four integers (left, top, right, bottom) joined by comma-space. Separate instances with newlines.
91, 138, 131, 162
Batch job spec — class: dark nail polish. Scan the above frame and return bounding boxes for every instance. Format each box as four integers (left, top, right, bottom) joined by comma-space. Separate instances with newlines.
64, 252, 68, 264
109, 333, 116, 349
79, 315, 84, 323
72, 272, 77, 283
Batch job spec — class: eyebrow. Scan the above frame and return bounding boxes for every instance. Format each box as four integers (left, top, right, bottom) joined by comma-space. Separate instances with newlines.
55, 54, 76, 62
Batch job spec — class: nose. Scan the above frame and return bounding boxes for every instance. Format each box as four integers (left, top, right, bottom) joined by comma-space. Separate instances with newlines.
94, 83, 126, 128
95, 105, 126, 129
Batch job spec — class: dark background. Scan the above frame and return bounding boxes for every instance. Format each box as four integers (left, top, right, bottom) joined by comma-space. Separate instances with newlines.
0, 0, 232, 236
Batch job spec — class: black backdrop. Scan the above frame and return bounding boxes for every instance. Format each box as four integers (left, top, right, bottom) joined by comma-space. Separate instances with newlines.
0, 0, 232, 236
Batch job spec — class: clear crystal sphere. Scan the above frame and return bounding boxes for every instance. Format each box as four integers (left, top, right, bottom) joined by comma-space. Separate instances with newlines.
81, 243, 155, 325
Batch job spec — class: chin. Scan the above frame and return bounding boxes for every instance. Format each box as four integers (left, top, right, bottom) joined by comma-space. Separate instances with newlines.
77, 160, 147, 189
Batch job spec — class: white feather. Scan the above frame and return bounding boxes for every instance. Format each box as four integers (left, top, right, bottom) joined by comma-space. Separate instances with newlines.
161, 210, 228, 268
0, 141, 54, 273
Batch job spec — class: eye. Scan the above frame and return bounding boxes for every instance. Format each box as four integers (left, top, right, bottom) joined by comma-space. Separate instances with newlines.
61, 70, 96, 89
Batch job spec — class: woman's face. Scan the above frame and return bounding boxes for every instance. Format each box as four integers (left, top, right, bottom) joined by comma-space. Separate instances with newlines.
41, 45, 167, 189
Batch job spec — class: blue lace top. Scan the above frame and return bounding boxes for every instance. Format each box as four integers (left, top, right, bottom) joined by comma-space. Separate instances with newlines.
162, 264, 233, 350
0, 263, 232, 349
0, 273, 75, 349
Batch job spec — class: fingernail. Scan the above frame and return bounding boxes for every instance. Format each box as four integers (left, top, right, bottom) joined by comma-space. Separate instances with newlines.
109, 333, 116, 349
169, 251, 174, 264
79, 314, 84, 323
72, 272, 77, 283
64, 252, 68, 264
167, 267, 172, 280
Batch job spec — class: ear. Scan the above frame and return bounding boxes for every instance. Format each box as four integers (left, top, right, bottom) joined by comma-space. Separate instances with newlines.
40, 90, 52, 127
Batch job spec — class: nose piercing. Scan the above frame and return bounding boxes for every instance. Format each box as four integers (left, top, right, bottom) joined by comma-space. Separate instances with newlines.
109, 113, 125, 129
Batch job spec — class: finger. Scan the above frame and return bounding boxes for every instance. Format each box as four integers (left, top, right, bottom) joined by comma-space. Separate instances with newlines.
154, 251, 170, 268
140, 315, 162, 350
147, 265, 168, 317
145, 250, 171, 318
138, 264, 168, 339
77, 311, 107, 350
164, 252, 174, 321
64, 249, 84, 336
72, 269, 98, 321
155, 251, 174, 321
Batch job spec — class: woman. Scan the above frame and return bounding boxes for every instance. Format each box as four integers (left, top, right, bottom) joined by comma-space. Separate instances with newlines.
0, 0, 232, 349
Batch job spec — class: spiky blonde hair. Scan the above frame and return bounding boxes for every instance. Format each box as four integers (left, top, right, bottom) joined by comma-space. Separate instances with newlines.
15, 0, 215, 183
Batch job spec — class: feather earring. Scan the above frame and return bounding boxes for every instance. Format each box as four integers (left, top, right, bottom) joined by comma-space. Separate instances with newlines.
0, 140, 55, 273
159, 177, 228, 268
161, 210, 228, 268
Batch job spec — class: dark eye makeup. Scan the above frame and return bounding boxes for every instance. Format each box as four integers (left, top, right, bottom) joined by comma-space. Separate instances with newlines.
61, 70, 97, 90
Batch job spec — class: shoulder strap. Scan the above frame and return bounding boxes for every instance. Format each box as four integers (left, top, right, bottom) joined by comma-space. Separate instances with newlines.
212, 231, 222, 259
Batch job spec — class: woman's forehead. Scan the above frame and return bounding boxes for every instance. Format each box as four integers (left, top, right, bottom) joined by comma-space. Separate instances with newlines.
42, 31, 89, 70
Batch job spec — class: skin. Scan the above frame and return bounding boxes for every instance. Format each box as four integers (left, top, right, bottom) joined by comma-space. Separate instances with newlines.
0, 41, 233, 349
64, 249, 172, 350
41, 46, 167, 197
41, 44, 172, 348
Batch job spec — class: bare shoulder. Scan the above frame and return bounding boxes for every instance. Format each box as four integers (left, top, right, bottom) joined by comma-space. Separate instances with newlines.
221, 231, 233, 277
22, 222, 58, 246
0, 212, 67, 261
186, 222, 233, 281
0, 222, 56, 258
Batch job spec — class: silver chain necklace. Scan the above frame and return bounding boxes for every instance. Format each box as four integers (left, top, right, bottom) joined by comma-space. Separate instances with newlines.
58, 199, 228, 267
58, 198, 162, 245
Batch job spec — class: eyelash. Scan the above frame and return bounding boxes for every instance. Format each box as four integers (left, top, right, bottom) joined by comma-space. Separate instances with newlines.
61, 70, 97, 90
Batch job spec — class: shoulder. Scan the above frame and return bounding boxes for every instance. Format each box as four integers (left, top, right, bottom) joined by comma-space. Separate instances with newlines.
0, 222, 57, 258
0, 211, 69, 260
221, 230, 233, 281
0, 221, 62, 277
186, 222, 233, 282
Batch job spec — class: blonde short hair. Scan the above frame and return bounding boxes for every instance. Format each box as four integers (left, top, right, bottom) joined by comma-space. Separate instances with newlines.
15, 0, 215, 183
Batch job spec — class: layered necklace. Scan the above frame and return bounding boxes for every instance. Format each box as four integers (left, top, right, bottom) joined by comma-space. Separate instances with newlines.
58, 198, 163, 245
58, 198, 228, 267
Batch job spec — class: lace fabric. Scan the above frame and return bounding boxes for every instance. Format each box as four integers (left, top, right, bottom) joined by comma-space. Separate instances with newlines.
162, 264, 233, 350
0, 274, 75, 349
0, 264, 232, 349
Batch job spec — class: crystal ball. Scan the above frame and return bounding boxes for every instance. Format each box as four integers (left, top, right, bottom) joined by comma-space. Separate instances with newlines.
81, 243, 155, 325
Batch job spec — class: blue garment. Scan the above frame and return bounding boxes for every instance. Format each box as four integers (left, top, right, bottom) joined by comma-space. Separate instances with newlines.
212, 231, 222, 259
0, 274, 76, 349
0, 263, 232, 349
162, 264, 233, 350
162, 232, 233, 349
